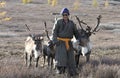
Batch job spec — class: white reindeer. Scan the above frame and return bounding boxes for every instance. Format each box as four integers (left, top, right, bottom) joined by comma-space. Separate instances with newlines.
25, 34, 43, 67
24, 24, 44, 67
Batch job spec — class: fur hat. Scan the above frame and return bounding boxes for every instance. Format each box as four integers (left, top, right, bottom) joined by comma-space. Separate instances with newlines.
60, 8, 70, 15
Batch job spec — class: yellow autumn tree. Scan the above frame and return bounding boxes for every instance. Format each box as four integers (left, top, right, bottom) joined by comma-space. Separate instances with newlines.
73, 0, 80, 10
92, 0, 98, 7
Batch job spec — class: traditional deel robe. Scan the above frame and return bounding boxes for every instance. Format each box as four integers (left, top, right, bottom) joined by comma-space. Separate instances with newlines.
52, 19, 79, 70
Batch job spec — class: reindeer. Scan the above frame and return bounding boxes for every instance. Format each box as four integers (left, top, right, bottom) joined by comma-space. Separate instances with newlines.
24, 24, 44, 67
73, 15, 102, 68
42, 22, 56, 68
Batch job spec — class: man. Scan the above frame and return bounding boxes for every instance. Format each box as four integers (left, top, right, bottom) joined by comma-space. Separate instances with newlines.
52, 8, 79, 76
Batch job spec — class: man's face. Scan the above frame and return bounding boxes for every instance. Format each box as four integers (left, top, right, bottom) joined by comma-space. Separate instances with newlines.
62, 13, 69, 20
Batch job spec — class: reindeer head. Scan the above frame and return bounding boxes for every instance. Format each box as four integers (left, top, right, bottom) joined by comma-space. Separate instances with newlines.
75, 15, 102, 46
44, 21, 55, 49
25, 24, 44, 52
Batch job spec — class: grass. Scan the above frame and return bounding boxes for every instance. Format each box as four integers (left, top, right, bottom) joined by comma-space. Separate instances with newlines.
0, 49, 119, 78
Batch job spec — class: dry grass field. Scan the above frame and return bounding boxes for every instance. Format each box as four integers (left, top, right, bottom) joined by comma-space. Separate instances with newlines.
0, 0, 120, 78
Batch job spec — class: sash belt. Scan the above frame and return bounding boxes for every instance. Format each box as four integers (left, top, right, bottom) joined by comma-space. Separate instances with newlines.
57, 37, 71, 50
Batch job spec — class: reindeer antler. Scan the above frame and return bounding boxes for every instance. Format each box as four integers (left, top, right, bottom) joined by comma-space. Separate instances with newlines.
75, 16, 92, 30
91, 15, 102, 34
25, 24, 31, 32
75, 15, 84, 30
25, 24, 33, 36
44, 21, 50, 40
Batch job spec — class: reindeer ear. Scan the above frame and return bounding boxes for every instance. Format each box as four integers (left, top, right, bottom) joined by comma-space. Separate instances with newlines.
40, 36, 44, 40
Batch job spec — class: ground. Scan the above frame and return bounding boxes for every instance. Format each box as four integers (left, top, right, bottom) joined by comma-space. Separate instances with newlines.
0, 0, 120, 78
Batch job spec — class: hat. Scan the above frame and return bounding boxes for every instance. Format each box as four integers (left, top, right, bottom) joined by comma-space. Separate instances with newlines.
60, 8, 70, 15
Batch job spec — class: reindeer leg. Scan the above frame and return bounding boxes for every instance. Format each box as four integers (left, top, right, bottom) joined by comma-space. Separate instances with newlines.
35, 56, 39, 67
86, 54, 90, 62
28, 55, 32, 67
75, 54, 80, 68
47, 56, 50, 67
43, 54, 46, 67
25, 52, 28, 66
86, 51, 91, 62
51, 57, 53, 69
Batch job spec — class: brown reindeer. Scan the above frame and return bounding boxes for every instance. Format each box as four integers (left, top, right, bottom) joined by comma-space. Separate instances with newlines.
42, 22, 56, 68
73, 15, 102, 68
